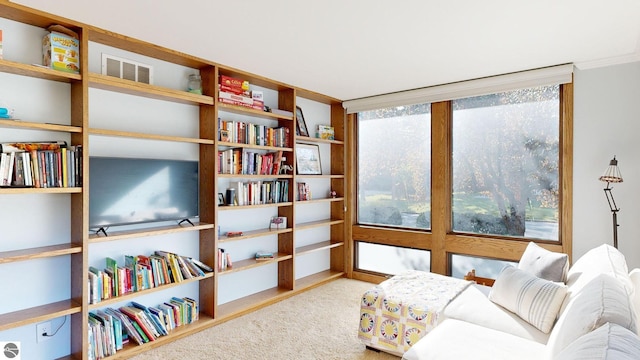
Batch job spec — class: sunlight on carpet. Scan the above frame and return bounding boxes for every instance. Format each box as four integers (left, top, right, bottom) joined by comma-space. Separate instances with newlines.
130, 278, 399, 360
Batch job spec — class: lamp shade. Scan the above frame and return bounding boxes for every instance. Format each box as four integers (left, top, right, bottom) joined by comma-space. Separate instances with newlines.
599, 157, 623, 183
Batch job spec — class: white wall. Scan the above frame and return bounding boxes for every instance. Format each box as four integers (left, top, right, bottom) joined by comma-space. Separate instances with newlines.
573, 61, 640, 269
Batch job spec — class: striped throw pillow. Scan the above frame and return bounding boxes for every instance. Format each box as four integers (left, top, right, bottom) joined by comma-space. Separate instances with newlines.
489, 265, 568, 333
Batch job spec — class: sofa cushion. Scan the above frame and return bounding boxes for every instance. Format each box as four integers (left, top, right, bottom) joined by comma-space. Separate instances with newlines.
555, 323, 640, 360
630, 268, 640, 334
518, 241, 569, 282
442, 283, 550, 343
489, 266, 567, 333
547, 273, 638, 356
566, 244, 633, 296
401, 319, 546, 360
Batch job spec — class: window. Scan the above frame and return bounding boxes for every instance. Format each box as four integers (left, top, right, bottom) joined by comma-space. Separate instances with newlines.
452, 86, 560, 240
348, 66, 572, 279
357, 104, 431, 229
356, 242, 431, 275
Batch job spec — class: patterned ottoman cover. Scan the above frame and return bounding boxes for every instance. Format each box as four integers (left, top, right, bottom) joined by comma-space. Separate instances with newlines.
358, 270, 472, 356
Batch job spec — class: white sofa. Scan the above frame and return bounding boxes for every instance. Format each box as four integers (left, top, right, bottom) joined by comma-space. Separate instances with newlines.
402, 243, 640, 360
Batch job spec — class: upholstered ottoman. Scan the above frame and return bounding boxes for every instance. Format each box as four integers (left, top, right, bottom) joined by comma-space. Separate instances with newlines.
358, 270, 472, 356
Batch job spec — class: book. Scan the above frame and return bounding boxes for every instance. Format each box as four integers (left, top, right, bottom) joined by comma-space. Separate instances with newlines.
316, 124, 335, 140
188, 257, 214, 273
255, 251, 274, 260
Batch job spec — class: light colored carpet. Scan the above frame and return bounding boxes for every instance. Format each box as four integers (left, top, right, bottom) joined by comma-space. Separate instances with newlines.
130, 278, 399, 360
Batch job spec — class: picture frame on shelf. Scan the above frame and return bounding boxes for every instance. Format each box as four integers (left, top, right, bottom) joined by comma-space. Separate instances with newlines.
269, 216, 287, 230
295, 106, 310, 137
295, 143, 322, 175
218, 193, 225, 206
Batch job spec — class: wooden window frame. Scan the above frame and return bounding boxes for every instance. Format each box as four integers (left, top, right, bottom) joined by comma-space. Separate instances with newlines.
348, 83, 573, 282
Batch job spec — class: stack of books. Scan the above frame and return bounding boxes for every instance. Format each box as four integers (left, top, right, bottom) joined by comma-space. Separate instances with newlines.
255, 251, 274, 261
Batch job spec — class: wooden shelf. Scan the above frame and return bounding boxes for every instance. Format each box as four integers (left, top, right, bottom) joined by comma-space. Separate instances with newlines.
0, 59, 81, 82
296, 270, 345, 290
0, 244, 82, 264
0, 186, 82, 194
296, 197, 344, 204
296, 219, 345, 230
296, 240, 344, 256
295, 136, 344, 145
216, 286, 292, 320
217, 173, 293, 180
89, 128, 214, 145
217, 253, 293, 275
0, 299, 82, 332
218, 227, 292, 243
88, 273, 213, 309
217, 141, 293, 152
217, 202, 293, 211
295, 174, 345, 179
88, 222, 214, 243
102, 314, 216, 359
0, 119, 82, 133
218, 102, 294, 121
89, 73, 214, 105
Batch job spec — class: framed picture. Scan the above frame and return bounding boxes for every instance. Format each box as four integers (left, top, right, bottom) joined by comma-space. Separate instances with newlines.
295, 143, 322, 175
218, 193, 225, 206
296, 106, 310, 137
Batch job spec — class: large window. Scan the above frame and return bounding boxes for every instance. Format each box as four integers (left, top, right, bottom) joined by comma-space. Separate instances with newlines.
350, 71, 572, 278
357, 104, 431, 229
452, 85, 560, 241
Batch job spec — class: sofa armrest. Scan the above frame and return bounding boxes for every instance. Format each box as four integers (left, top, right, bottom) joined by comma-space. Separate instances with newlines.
464, 269, 495, 287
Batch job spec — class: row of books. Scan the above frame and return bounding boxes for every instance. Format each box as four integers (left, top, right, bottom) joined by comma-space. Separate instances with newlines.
88, 251, 213, 304
219, 118, 290, 148
218, 248, 232, 271
87, 297, 198, 359
0, 141, 82, 188
226, 179, 289, 206
218, 148, 285, 175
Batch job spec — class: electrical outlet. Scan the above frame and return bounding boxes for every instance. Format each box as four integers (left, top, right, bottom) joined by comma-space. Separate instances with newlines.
36, 322, 51, 343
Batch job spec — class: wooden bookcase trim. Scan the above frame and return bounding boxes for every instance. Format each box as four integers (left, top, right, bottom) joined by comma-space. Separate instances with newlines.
88, 222, 214, 243
295, 240, 344, 255
217, 253, 293, 275
218, 103, 294, 121
215, 286, 292, 320
0, 187, 82, 194
217, 141, 294, 152
217, 202, 293, 211
295, 197, 344, 204
0, 59, 82, 82
88, 73, 214, 105
0, 119, 82, 133
103, 314, 215, 360
88, 128, 213, 145
296, 219, 344, 230
0, 299, 81, 332
0, 244, 82, 264
295, 270, 345, 290
295, 136, 344, 145
87, 272, 214, 310
218, 227, 292, 243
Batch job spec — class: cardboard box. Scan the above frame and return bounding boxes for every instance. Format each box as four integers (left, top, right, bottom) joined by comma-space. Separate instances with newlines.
42, 31, 80, 73
219, 75, 250, 95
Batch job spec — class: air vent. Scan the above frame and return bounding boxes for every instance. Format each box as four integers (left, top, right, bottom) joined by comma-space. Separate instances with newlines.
101, 53, 153, 84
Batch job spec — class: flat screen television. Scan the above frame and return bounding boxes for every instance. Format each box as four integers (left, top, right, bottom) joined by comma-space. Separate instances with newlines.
89, 157, 199, 230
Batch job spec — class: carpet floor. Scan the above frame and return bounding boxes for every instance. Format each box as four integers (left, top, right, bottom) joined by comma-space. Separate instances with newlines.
130, 278, 399, 360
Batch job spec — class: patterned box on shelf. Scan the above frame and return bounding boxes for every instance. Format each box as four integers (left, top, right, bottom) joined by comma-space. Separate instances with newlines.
358, 270, 471, 356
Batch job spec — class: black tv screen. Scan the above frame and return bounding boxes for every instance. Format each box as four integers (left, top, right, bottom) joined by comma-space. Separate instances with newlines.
89, 157, 199, 229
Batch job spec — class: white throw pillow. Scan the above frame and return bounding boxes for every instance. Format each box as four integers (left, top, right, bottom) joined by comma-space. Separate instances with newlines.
555, 323, 640, 360
489, 266, 567, 333
518, 241, 569, 282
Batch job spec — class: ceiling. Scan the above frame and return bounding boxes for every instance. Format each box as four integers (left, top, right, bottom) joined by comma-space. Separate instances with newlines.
15, 0, 640, 101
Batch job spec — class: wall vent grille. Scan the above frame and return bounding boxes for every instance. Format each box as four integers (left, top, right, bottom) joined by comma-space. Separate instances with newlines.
101, 53, 153, 84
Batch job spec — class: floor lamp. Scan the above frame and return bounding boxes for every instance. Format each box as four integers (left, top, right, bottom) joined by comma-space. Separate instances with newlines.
599, 156, 623, 249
